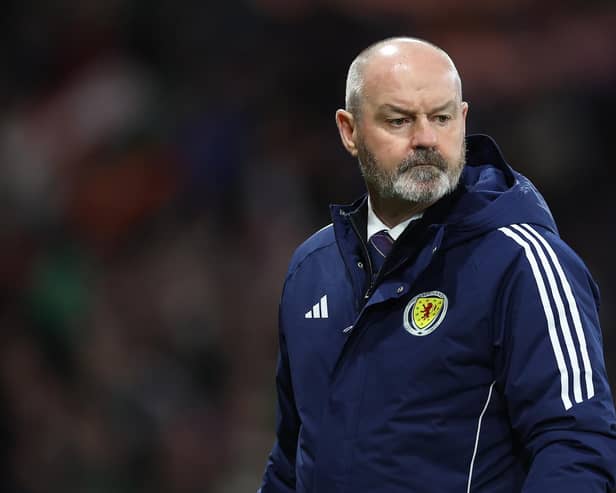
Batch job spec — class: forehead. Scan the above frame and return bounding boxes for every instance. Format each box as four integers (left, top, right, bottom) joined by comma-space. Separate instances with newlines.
362, 51, 460, 109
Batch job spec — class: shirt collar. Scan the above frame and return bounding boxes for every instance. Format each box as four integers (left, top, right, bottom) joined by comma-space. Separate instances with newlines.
367, 195, 423, 241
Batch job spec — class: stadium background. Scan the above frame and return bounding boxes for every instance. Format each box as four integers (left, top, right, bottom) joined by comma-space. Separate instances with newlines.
1, 0, 615, 491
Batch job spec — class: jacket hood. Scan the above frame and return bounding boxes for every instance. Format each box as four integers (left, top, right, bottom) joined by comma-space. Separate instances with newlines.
438, 134, 557, 247
331, 134, 558, 253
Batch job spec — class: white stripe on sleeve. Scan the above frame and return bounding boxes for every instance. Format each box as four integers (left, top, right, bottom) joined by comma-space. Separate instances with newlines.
520, 223, 594, 399
511, 224, 583, 404
499, 226, 573, 410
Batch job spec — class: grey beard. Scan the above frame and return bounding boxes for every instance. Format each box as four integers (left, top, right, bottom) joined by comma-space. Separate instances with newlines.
358, 145, 466, 204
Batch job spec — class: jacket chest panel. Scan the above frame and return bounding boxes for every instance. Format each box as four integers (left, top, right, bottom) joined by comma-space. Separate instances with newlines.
284, 275, 358, 420
330, 258, 499, 425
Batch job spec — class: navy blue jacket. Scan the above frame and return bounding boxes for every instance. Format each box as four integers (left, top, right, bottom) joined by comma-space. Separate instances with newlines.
259, 135, 616, 492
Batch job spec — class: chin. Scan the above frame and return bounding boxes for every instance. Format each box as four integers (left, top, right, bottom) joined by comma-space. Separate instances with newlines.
393, 174, 452, 204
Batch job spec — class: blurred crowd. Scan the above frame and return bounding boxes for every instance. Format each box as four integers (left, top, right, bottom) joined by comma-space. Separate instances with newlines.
1, 1, 615, 492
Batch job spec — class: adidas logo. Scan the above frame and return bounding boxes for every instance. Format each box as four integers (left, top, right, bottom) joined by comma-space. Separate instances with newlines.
305, 295, 328, 319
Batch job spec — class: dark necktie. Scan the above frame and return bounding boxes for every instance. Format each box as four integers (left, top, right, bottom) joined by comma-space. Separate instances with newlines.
368, 229, 394, 275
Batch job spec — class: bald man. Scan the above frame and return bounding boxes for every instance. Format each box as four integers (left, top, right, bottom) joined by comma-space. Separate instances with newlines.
259, 38, 616, 493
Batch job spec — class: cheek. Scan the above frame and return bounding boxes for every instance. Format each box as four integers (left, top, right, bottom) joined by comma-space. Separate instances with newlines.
380, 146, 409, 172
439, 128, 465, 158
370, 132, 410, 162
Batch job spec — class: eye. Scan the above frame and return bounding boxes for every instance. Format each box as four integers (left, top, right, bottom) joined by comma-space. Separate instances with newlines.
388, 117, 410, 127
434, 114, 452, 124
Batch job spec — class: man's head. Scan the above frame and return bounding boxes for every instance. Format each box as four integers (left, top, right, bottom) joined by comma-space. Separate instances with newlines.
336, 37, 468, 217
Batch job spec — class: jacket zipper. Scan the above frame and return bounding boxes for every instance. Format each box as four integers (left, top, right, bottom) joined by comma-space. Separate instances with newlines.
347, 214, 378, 302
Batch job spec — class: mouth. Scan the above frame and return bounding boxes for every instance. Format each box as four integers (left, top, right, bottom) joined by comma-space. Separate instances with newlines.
399, 162, 443, 175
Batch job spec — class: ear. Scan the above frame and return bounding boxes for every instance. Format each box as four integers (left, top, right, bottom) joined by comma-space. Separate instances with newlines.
335, 109, 358, 157
461, 101, 469, 131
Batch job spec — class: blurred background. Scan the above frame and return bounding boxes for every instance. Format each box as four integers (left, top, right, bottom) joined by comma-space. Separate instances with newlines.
1, 0, 615, 491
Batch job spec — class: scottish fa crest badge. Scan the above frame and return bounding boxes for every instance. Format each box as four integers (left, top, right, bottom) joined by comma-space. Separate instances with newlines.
403, 291, 448, 336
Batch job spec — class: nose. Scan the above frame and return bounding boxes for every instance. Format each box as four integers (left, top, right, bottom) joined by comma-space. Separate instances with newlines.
410, 116, 437, 149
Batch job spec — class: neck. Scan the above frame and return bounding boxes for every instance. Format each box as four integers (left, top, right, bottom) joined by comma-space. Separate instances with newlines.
368, 191, 434, 228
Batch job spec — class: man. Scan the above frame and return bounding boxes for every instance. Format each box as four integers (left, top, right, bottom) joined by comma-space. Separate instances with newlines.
259, 37, 616, 492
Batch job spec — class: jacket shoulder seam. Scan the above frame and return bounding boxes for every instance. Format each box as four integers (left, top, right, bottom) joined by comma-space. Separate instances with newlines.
287, 238, 337, 281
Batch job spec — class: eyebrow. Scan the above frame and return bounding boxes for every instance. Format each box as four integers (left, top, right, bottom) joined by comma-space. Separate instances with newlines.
379, 101, 458, 115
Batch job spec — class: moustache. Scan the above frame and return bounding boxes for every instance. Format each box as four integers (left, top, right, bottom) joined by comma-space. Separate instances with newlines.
398, 149, 447, 174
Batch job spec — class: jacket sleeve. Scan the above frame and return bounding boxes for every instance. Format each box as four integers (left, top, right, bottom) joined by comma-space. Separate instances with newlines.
495, 224, 616, 492
259, 300, 300, 493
